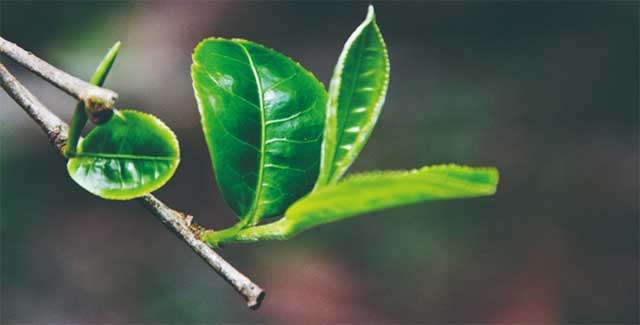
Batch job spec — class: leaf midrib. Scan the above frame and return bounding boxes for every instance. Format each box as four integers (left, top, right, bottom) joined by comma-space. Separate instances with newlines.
75, 152, 177, 161
237, 42, 266, 225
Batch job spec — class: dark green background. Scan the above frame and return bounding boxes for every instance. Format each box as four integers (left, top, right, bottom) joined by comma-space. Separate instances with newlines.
1, 2, 637, 323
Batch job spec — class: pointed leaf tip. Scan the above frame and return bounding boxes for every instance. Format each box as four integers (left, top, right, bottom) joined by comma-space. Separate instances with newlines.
89, 41, 122, 86
367, 4, 375, 19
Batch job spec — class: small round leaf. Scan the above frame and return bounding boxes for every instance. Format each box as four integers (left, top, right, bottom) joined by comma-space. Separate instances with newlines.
67, 110, 180, 200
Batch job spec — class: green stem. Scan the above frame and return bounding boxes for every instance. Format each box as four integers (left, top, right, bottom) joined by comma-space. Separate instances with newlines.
64, 103, 88, 157
64, 41, 121, 158
203, 217, 293, 247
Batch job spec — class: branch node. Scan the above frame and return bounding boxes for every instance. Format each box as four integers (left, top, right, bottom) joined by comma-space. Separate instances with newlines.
184, 214, 194, 226
50, 124, 69, 152
0, 36, 119, 108
84, 97, 114, 124
188, 219, 207, 239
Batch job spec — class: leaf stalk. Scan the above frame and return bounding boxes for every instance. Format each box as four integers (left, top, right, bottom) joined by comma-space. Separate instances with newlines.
203, 218, 293, 246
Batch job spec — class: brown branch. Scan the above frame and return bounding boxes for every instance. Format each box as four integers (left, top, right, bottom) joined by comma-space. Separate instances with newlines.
0, 63, 265, 309
0, 37, 118, 110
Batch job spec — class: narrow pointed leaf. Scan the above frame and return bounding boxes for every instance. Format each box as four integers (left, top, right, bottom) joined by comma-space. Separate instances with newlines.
283, 165, 498, 235
65, 41, 121, 158
317, 5, 390, 186
67, 110, 180, 200
89, 41, 121, 86
191, 38, 327, 224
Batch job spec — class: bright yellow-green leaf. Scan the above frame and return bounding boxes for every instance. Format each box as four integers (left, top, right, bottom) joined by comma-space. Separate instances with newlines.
289, 165, 498, 231
204, 165, 498, 246
285, 164, 498, 234
67, 110, 180, 200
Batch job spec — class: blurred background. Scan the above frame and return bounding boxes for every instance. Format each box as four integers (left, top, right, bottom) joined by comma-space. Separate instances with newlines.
1, 1, 637, 323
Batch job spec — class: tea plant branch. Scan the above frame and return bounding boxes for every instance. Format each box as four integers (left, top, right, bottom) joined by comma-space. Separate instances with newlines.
0, 63, 68, 151
0, 63, 265, 310
0, 37, 118, 111
136, 195, 265, 309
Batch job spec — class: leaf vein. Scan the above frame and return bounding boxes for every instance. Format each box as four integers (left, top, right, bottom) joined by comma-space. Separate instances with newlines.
76, 153, 176, 161
203, 70, 261, 111
263, 71, 299, 92
265, 99, 317, 126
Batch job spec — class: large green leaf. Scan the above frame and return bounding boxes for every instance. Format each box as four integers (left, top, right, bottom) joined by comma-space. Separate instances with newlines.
317, 5, 390, 186
191, 38, 327, 225
67, 110, 180, 200
204, 165, 499, 245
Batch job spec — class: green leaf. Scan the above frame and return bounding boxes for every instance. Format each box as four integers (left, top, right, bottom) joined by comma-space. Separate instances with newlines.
191, 38, 327, 225
317, 5, 390, 186
284, 165, 498, 236
204, 165, 499, 246
67, 110, 180, 200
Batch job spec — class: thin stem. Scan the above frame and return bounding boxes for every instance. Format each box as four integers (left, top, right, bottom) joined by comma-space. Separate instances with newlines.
0, 63, 265, 309
0, 37, 118, 110
65, 104, 88, 158
203, 217, 292, 247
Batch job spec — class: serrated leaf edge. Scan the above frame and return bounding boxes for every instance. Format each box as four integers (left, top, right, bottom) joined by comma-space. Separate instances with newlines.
318, 5, 391, 186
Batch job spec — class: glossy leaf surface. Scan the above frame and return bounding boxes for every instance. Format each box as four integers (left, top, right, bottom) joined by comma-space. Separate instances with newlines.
67, 110, 180, 200
285, 165, 498, 235
192, 38, 327, 224
317, 5, 390, 186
